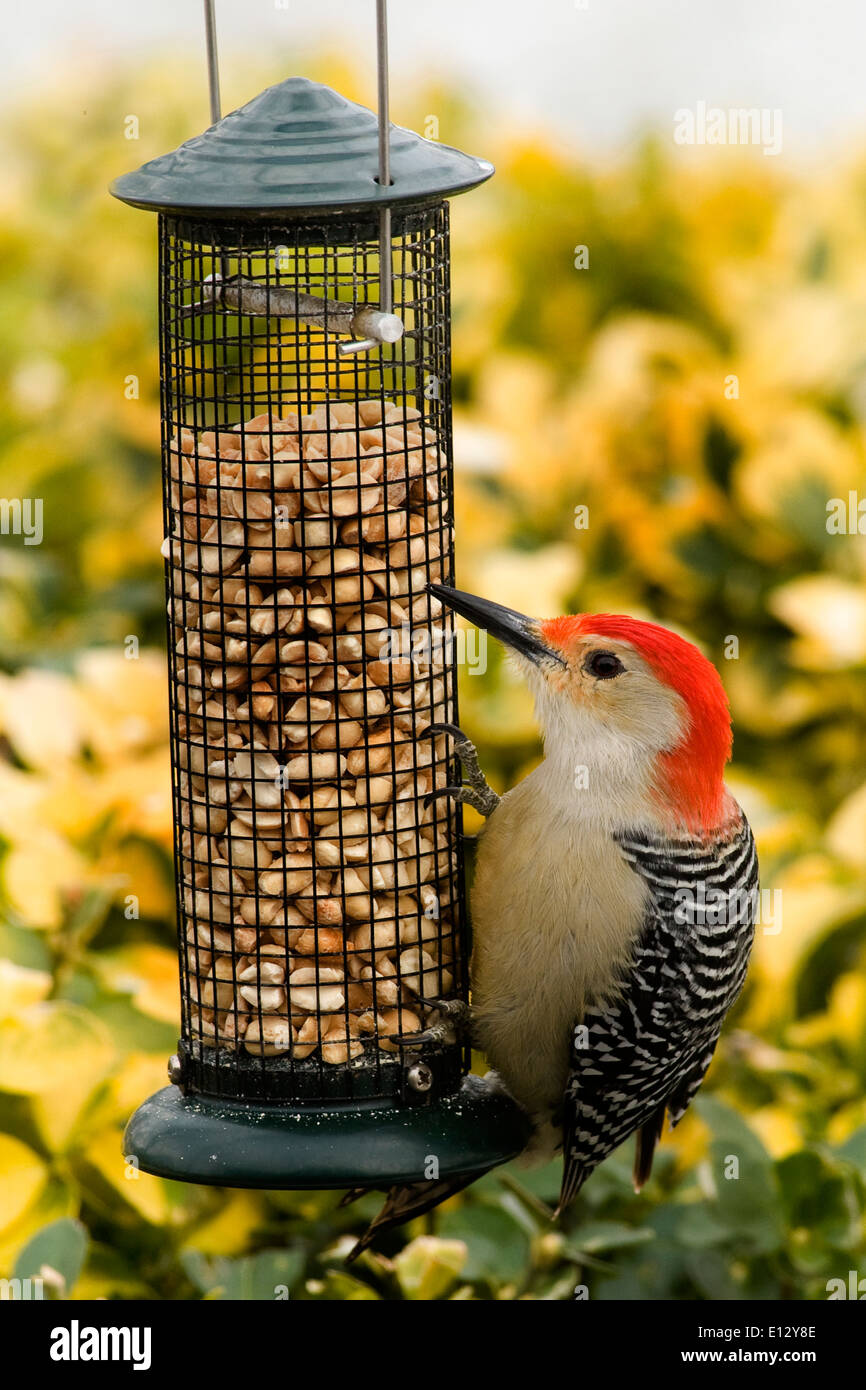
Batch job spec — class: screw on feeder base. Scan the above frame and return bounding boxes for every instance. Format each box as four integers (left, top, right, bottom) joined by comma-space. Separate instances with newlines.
406, 1062, 434, 1094
168, 1053, 183, 1087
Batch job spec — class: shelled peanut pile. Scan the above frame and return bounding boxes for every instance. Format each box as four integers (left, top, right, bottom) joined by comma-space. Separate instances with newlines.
162, 400, 459, 1065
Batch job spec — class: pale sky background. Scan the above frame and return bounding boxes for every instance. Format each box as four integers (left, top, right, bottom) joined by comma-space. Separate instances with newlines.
6, 0, 866, 159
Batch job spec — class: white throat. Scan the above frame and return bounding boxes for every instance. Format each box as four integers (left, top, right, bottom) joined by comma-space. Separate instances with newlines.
525, 668, 683, 833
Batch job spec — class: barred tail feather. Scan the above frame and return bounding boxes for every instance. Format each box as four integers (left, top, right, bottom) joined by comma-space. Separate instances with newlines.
345, 1174, 478, 1262
632, 1101, 667, 1192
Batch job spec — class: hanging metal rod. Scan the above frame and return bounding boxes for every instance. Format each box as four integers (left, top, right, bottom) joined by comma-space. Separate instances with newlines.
203, 0, 221, 124
339, 0, 398, 355
376, 0, 392, 193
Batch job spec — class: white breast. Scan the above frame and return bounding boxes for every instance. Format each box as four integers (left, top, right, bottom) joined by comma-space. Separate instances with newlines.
470, 761, 651, 1123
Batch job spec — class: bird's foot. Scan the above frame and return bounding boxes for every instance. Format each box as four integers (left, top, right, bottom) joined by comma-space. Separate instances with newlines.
389, 995, 474, 1047
424, 722, 500, 818
420, 995, 473, 1034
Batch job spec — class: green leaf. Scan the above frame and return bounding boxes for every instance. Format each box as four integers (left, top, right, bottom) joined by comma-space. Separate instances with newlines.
674, 1202, 731, 1250
694, 1097, 784, 1254
0, 923, 53, 972
304, 1270, 380, 1301
393, 1236, 467, 1300
492, 1158, 561, 1206
593, 1236, 688, 1301
776, 1150, 860, 1250
88, 998, 178, 1054
576, 1145, 636, 1205
564, 1220, 655, 1256
0, 1003, 114, 1096
72, 1241, 156, 1301
684, 1249, 745, 1300
13, 1217, 88, 1297
835, 1126, 866, 1173
438, 1204, 531, 1285
181, 1247, 306, 1301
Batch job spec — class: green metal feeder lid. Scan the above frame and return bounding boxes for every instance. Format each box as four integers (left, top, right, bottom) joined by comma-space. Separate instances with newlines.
110, 76, 493, 217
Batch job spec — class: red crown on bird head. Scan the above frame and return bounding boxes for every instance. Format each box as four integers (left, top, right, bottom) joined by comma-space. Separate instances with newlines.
540, 614, 734, 832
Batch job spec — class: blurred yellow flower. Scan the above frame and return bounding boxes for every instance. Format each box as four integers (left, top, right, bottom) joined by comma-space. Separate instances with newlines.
469, 543, 583, 618
75, 649, 169, 760
734, 406, 860, 535
0, 1134, 47, 1236
769, 574, 866, 667
740, 286, 866, 397
0, 1002, 114, 1096
82, 1128, 177, 1227
2, 833, 91, 929
0, 960, 52, 1013
826, 780, 866, 868
749, 1106, 803, 1159
181, 1191, 266, 1257
95, 751, 173, 846
96, 944, 179, 1026
0, 669, 84, 770
752, 853, 866, 990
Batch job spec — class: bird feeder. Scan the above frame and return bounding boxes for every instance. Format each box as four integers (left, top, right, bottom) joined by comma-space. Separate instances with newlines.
111, 14, 529, 1190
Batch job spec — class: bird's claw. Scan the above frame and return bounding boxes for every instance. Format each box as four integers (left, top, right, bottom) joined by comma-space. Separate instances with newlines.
424, 723, 500, 818
425, 721, 467, 744
417, 994, 472, 1023
389, 1024, 455, 1046
388, 996, 473, 1047
424, 783, 497, 816
389, 1029, 443, 1046
421, 995, 473, 1043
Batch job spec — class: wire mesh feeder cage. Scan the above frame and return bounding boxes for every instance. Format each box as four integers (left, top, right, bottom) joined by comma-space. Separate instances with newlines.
111, 71, 530, 1188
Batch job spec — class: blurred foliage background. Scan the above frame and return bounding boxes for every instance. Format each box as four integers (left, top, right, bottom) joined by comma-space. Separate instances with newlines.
1, 54, 866, 1301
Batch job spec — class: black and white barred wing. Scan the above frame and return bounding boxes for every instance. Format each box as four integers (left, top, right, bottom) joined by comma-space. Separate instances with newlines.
558, 816, 758, 1211
616, 816, 758, 1045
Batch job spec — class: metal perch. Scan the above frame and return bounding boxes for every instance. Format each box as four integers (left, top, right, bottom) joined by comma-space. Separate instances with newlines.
185, 272, 404, 346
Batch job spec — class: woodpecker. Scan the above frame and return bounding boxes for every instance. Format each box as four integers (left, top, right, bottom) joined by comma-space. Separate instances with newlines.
347, 584, 758, 1258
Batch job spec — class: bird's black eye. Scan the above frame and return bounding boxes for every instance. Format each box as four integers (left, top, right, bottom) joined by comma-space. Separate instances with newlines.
585, 650, 625, 680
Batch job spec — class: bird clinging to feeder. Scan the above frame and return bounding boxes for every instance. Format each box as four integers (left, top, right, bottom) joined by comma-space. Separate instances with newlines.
112, 5, 529, 1194
350, 587, 758, 1256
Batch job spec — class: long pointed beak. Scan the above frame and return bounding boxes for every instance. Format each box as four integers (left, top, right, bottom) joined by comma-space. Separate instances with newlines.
429, 584, 566, 667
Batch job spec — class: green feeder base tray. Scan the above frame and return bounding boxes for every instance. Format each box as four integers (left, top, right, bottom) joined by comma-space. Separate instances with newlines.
123, 1074, 531, 1190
